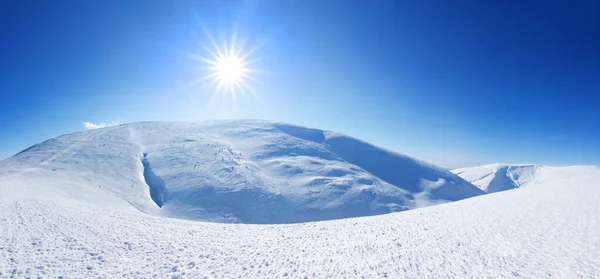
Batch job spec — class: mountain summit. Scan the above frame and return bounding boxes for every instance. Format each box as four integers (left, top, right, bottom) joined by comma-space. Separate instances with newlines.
452, 163, 600, 194
1, 120, 483, 223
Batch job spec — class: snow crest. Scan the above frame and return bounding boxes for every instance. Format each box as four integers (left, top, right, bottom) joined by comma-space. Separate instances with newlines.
453, 164, 541, 193
1, 120, 483, 223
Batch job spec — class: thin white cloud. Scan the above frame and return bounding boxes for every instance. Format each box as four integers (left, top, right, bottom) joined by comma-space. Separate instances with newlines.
83, 122, 119, 130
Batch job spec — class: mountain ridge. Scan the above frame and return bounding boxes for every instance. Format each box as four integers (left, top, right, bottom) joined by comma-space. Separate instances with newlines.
452, 163, 600, 193
0, 120, 484, 223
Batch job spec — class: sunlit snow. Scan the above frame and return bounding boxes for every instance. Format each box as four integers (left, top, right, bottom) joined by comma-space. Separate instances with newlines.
0, 120, 598, 278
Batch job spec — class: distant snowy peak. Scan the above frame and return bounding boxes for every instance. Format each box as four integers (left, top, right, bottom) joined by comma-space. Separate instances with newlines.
2, 120, 484, 223
452, 164, 539, 193
452, 164, 600, 193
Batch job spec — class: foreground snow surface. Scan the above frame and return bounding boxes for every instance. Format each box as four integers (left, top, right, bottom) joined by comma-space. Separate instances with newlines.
1, 167, 600, 277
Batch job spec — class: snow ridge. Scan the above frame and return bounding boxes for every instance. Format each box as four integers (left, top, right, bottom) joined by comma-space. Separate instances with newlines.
452, 164, 541, 193
1, 120, 483, 224
452, 163, 600, 194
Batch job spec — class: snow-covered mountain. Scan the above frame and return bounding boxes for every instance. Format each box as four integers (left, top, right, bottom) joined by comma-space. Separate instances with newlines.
451, 163, 596, 193
452, 164, 539, 193
1, 150, 599, 277
0, 120, 483, 224
1, 121, 599, 277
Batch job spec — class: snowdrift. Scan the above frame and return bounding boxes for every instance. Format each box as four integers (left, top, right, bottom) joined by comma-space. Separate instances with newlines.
0, 120, 483, 223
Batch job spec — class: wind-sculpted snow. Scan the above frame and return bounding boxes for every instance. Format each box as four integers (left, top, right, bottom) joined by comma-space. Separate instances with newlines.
452, 164, 544, 193
0, 164, 598, 278
323, 133, 482, 202
0, 122, 599, 277
0, 120, 483, 223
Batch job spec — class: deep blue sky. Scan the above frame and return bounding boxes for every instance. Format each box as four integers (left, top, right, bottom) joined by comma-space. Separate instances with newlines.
1, 1, 599, 168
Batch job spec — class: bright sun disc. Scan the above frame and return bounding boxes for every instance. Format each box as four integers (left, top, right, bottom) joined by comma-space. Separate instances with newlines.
196, 31, 255, 95
216, 56, 244, 84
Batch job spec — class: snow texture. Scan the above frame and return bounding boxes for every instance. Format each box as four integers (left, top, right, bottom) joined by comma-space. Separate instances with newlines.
0, 121, 599, 278
0, 120, 482, 224
452, 164, 543, 193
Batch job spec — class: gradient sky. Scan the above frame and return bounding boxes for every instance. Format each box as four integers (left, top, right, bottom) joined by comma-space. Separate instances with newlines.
1, 0, 599, 168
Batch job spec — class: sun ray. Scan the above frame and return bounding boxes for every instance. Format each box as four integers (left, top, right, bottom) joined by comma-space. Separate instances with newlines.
196, 30, 255, 96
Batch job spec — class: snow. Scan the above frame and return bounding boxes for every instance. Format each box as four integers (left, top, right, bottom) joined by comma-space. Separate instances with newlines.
0, 120, 482, 224
451, 163, 593, 193
1, 121, 599, 278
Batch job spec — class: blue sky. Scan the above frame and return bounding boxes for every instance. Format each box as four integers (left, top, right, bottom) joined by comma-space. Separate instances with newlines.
1, 1, 599, 168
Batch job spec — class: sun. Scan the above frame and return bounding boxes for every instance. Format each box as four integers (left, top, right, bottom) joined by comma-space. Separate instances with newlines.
207, 50, 251, 93
198, 32, 255, 95
214, 55, 245, 85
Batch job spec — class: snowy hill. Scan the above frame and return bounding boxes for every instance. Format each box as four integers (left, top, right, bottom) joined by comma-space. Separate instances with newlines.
0, 120, 483, 224
1, 154, 599, 277
452, 164, 539, 193
451, 164, 596, 193
1, 121, 599, 277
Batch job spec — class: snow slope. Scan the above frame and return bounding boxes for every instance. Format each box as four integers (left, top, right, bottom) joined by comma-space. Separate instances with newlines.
452, 164, 539, 193
451, 164, 592, 194
0, 120, 483, 224
1, 161, 599, 277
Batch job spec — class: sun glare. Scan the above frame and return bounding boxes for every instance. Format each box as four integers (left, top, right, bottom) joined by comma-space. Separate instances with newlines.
215, 56, 244, 85
195, 31, 256, 96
